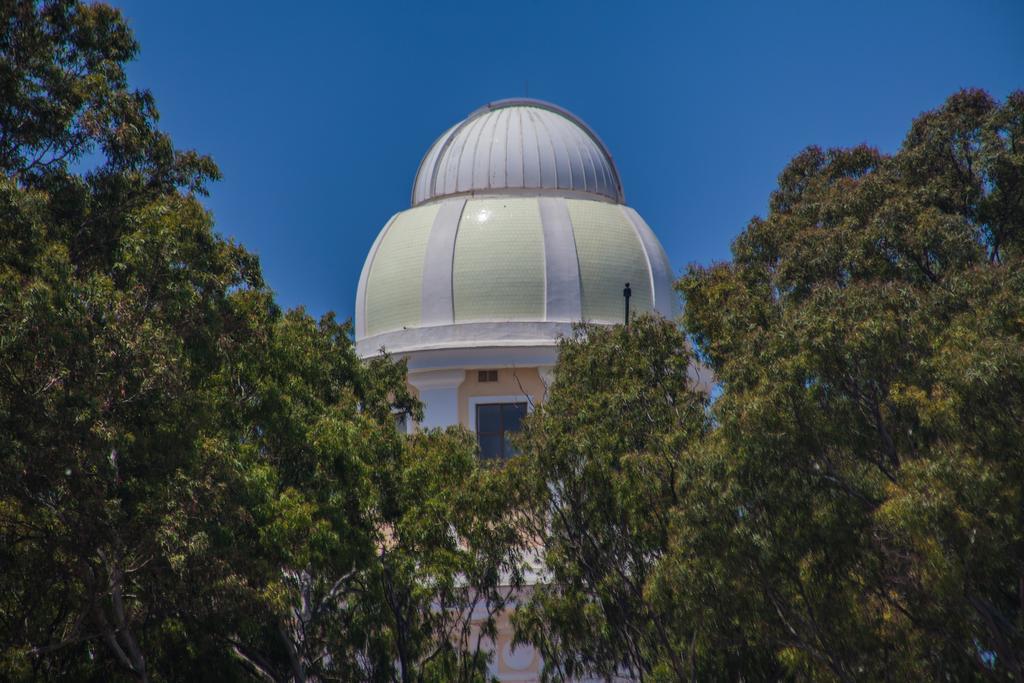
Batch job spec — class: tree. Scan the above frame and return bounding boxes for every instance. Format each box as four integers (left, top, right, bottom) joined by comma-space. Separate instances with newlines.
0, 1, 247, 678
351, 426, 524, 683
507, 316, 713, 681
678, 88, 1024, 680
185, 311, 515, 683
0, 3, 518, 681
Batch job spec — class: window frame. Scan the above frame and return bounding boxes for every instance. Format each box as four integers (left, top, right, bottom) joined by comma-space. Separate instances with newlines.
392, 410, 411, 434
468, 394, 532, 459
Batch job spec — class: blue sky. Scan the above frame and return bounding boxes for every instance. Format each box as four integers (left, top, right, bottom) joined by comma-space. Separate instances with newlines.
113, 0, 1023, 321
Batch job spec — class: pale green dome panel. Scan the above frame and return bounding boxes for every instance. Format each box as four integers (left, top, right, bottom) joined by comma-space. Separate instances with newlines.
364, 203, 440, 336
568, 199, 653, 322
453, 198, 546, 322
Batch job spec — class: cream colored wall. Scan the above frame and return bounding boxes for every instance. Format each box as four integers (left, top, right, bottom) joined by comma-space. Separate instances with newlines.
457, 367, 546, 428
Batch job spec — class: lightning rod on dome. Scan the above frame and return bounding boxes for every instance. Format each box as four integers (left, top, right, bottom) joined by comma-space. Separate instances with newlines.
624, 282, 632, 328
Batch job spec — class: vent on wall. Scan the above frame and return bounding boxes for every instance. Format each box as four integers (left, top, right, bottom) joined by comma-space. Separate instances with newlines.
478, 370, 498, 382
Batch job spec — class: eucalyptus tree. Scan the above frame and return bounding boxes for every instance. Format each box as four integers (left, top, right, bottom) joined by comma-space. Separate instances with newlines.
0, 0, 240, 677
507, 316, 717, 681
678, 88, 1024, 680
0, 2, 516, 681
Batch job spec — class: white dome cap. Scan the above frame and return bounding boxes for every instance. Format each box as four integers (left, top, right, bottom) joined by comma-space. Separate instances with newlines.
411, 99, 624, 206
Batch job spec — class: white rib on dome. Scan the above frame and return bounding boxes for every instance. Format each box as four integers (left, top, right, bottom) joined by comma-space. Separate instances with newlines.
411, 99, 624, 206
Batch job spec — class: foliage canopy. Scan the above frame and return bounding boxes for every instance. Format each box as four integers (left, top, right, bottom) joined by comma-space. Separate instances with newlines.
0, 2, 516, 681
678, 88, 1024, 680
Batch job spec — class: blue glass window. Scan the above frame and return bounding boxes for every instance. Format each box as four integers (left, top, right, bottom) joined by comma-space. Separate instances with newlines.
475, 402, 527, 459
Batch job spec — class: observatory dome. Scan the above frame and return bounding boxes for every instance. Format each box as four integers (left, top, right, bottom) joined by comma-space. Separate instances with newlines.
355, 99, 675, 359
